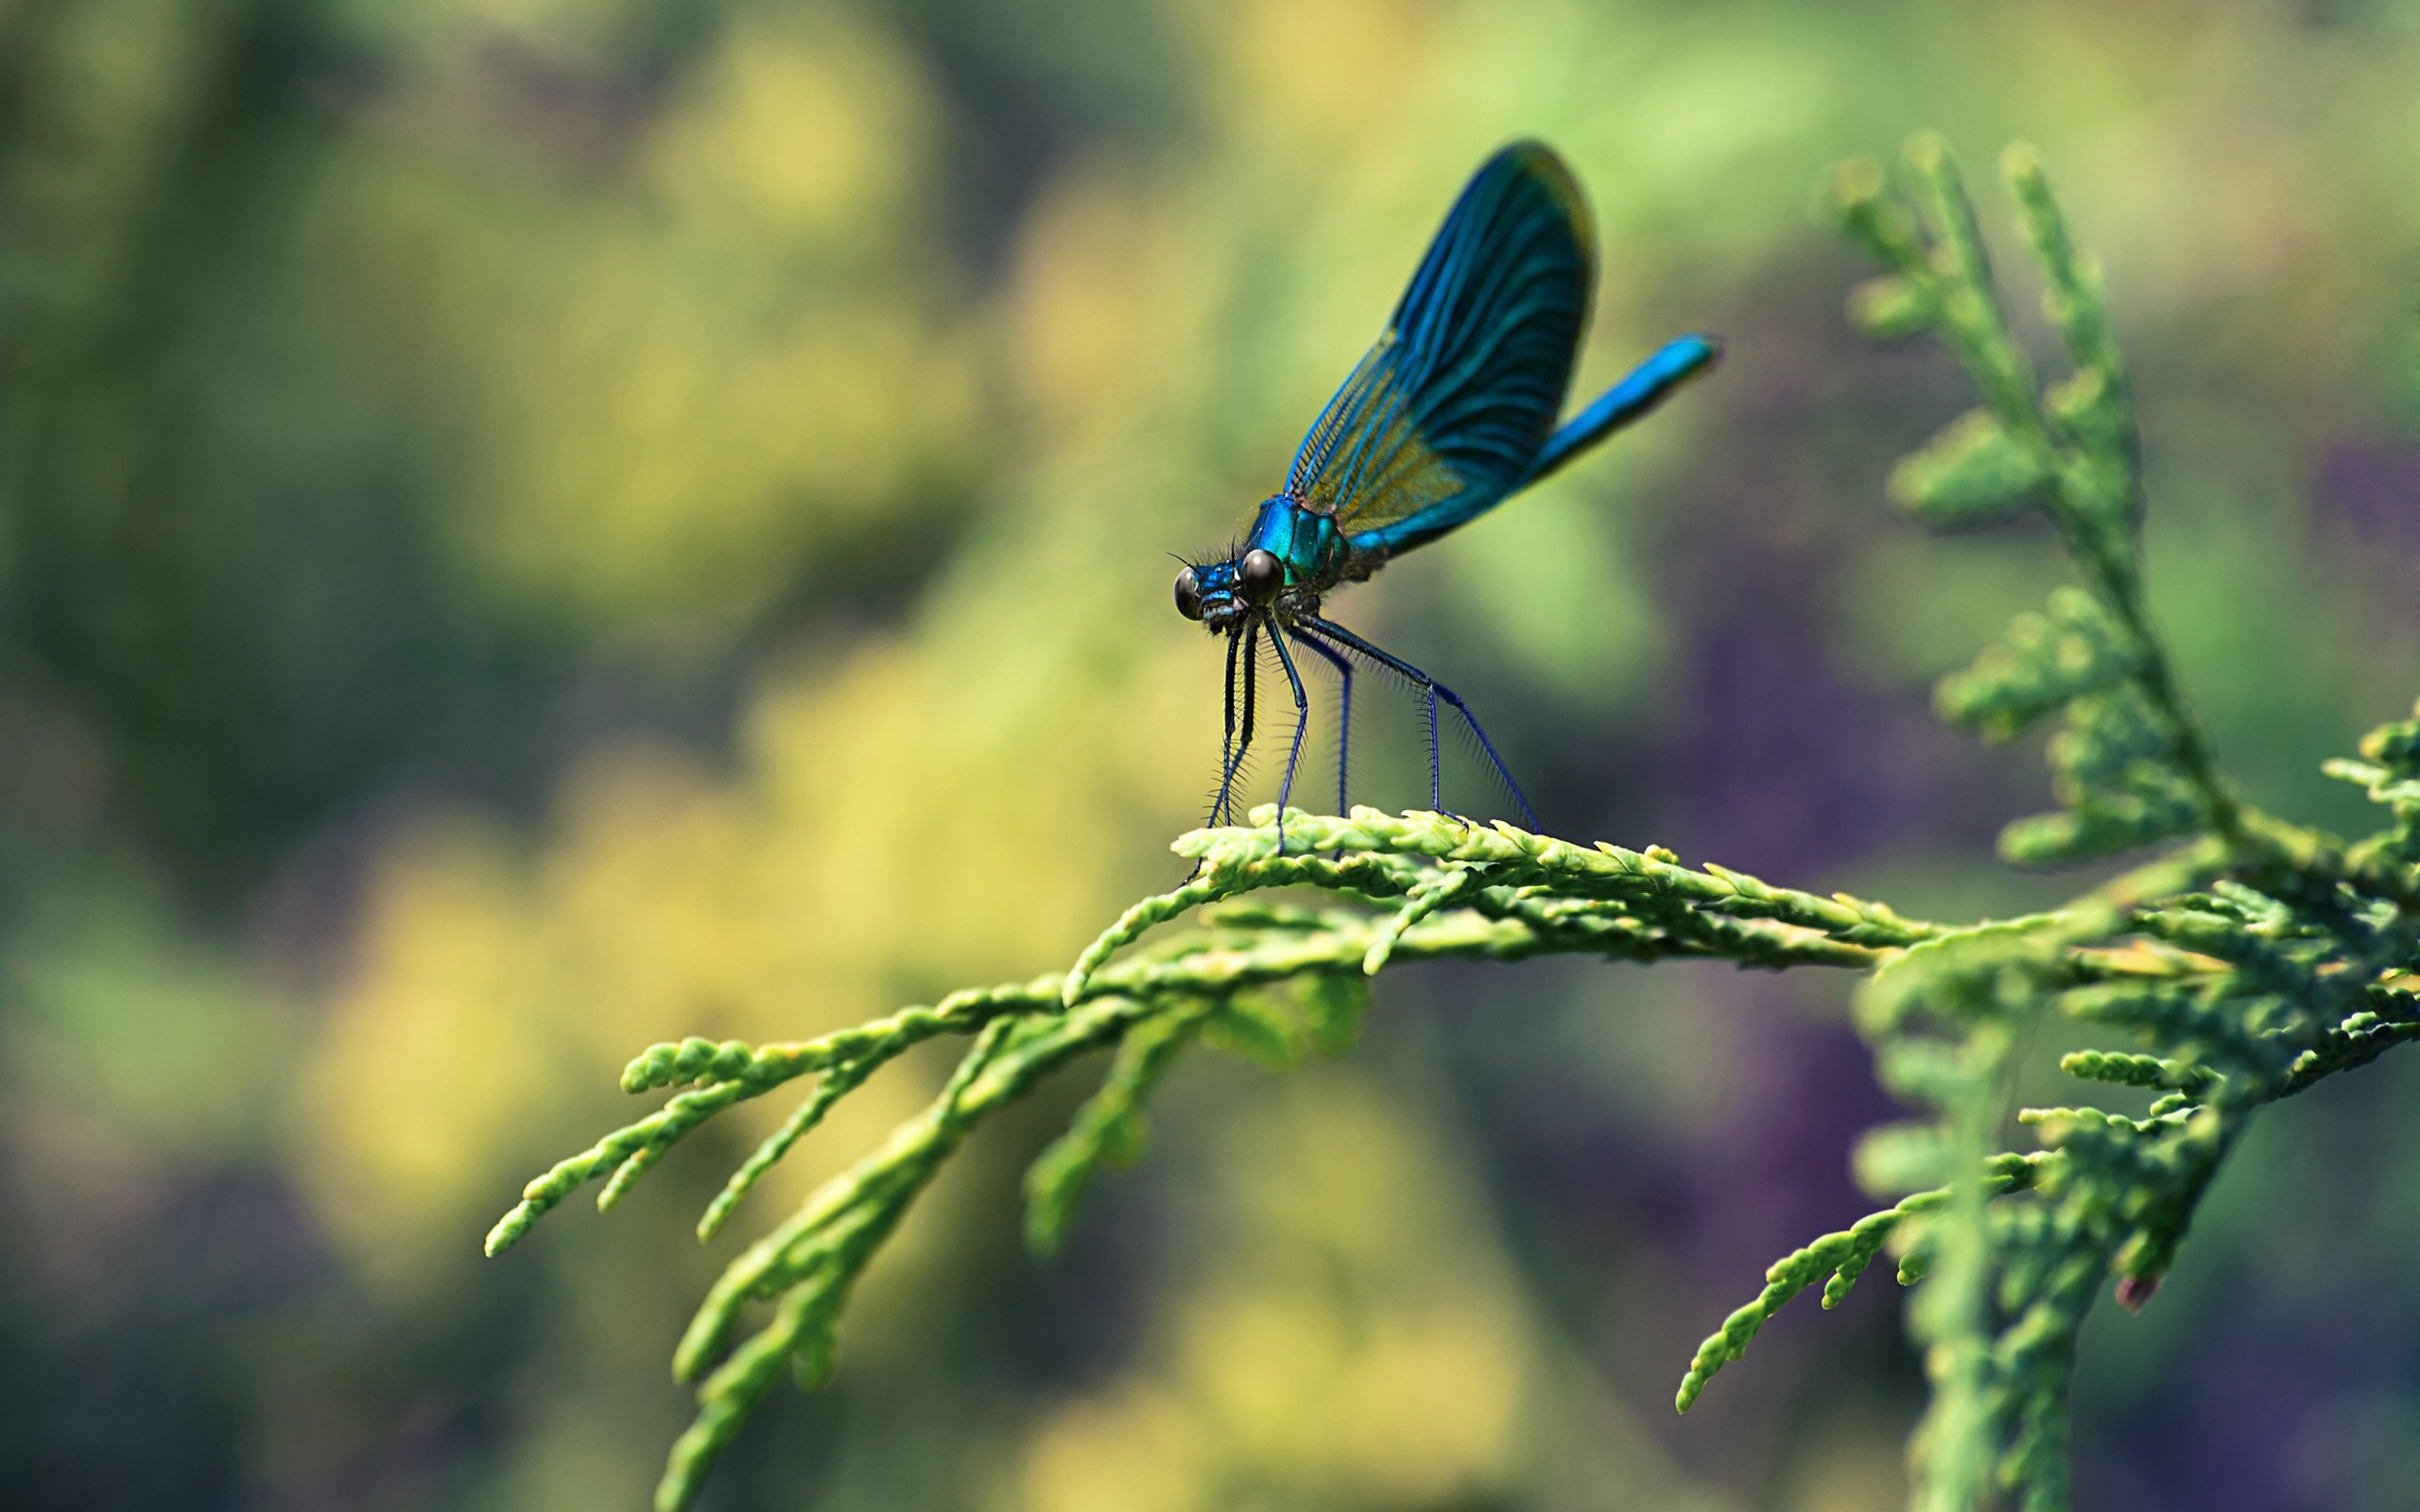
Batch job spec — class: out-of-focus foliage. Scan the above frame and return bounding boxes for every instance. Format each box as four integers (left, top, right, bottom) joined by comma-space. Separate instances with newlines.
1010, 1073, 1729, 1512
8, 2, 2420, 1510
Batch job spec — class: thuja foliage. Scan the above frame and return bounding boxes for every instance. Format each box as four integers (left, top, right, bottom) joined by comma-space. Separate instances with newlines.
488, 135, 2420, 1511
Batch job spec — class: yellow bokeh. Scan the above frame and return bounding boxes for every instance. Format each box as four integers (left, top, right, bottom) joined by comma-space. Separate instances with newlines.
1011, 1075, 1532, 1512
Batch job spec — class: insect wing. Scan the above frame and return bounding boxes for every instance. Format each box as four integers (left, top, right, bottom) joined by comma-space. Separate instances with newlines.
1287, 142, 1594, 552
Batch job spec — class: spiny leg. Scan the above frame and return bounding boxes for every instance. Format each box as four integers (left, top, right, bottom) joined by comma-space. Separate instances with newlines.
1237, 622, 1260, 804
1295, 619, 1437, 811
1287, 628, 1353, 816
1299, 614, 1539, 831
1424, 683, 1443, 811
1209, 623, 1260, 828
1266, 627, 1313, 853
1216, 627, 1240, 825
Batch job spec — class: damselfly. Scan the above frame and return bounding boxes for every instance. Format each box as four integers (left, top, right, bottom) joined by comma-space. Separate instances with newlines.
1175, 141, 1719, 840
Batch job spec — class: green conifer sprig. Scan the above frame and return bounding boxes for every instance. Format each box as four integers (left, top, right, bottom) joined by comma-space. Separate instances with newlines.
1665, 136, 2420, 1512
492, 807, 1951, 1509
487, 135, 2420, 1512
1831, 133, 2245, 868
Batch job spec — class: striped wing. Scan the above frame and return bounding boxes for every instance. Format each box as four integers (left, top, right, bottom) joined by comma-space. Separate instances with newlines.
1287, 142, 1594, 552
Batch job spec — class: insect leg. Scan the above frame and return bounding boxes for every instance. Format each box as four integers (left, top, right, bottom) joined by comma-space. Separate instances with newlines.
1286, 627, 1353, 816
1299, 615, 1539, 831
1267, 628, 1313, 854
1210, 623, 1260, 829
1214, 627, 1240, 826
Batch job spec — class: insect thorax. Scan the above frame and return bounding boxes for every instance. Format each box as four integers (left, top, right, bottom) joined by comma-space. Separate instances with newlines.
1243, 495, 1348, 590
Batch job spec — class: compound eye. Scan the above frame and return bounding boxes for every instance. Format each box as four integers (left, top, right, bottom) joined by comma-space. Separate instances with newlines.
1239, 549, 1282, 603
1173, 566, 1203, 621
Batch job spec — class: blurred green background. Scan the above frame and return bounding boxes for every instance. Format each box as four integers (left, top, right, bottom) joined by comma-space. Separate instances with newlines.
6, 1, 2420, 1507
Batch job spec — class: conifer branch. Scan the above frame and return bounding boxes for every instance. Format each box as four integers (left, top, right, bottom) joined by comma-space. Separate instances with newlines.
1668, 133, 2420, 1511
490, 805, 1942, 1507
481, 134, 2420, 1512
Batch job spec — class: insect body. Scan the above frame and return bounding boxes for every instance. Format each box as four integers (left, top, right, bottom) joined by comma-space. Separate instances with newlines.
1175, 141, 1719, 839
